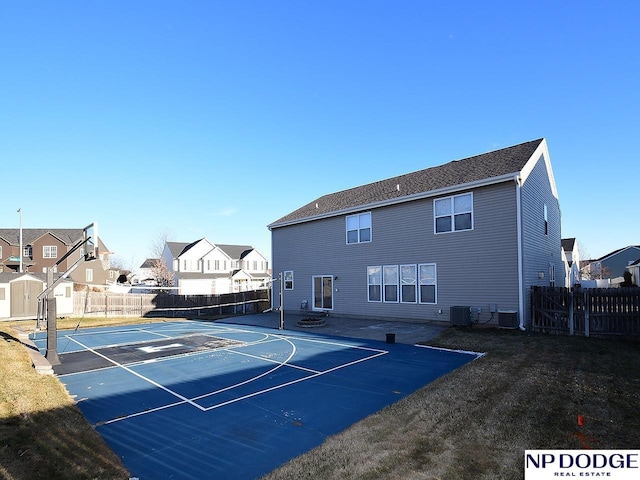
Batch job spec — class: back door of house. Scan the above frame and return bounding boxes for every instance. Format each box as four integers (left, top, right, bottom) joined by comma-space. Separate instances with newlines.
312, 275, 333, 311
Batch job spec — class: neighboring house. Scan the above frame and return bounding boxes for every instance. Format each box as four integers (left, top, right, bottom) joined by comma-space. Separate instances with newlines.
0, 272, 73, 319
162, 239, 270, 295
627, 259, 640, 286
0, 228, 112, 287
268, 138, 564, 329
584, 246, 640, 281
561, 237, 582, 287
106, 267, 121, 283
138, 258, 160, 284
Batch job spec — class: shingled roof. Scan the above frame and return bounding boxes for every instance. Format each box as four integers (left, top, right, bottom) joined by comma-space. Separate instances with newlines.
165, 240, 256, 260
0, 228, 84, 246
269, 138, 544, 228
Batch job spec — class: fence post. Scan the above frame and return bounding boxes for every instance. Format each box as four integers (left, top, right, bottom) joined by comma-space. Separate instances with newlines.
569, 288, 574, 336
584, 290, 590, 338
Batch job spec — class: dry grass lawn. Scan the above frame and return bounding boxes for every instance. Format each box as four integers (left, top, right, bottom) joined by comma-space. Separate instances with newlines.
0, 323, 129, 480
263, 328, 640, 480
1, 319, 639, 480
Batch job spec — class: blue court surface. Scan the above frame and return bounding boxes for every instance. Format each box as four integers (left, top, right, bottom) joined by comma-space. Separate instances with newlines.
32, 320, 480, 479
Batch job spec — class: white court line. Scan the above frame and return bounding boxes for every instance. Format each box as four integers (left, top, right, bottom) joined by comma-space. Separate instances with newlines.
57, 334, 279, 377
414, 343, 485, 357
189, 335, 300, 403
203, 324, 390, 355
97, 334, 300, 425
64, 336, 207, 411
93, 334, 388, 425
272, 333, 389, 354
120, 335, 279, 369
202, 349, 388, 411
227, 348, 321, 374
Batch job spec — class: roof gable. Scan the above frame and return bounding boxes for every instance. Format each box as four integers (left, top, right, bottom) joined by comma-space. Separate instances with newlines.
140, 258, 159, 268
269, 138, 544, 228
562, 238, 576, 251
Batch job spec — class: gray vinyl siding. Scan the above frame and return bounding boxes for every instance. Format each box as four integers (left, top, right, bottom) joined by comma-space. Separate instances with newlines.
599, 247, 640, 278
520, 154, 565, 327
272, 181, 520, 324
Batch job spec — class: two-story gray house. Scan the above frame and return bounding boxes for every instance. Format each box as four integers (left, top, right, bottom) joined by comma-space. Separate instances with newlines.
268, 138, 564, 329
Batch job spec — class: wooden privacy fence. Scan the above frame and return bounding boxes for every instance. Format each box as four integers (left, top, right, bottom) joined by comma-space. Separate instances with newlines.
531, 286, 640, 339
73, 289, 271, 318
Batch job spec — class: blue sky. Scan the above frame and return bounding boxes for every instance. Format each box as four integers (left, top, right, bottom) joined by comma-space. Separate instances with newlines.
2, 1, 638, 269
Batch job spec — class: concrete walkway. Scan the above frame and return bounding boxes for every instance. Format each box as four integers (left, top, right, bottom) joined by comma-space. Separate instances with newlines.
223, 312, 449, 345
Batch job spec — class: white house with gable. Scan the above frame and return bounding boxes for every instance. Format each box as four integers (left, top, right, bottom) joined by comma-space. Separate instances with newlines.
161, 238, 270, 295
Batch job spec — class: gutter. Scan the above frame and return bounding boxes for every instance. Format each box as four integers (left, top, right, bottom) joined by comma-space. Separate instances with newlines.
515, 174, 526, 330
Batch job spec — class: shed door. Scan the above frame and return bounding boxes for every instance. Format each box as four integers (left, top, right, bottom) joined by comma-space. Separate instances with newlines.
10, 280, 42, 318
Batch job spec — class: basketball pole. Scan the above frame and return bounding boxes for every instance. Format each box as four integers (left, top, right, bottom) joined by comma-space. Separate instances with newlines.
279, 271, 284, 330
45, 268, 60, 365
40, 230, 96, 366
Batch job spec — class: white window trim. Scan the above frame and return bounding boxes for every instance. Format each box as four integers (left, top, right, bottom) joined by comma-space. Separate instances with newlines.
383, 265, 399, 303
43, 245, 58, 258
367, 266, 382, 302
400, 264, 417, 303
312, 275, 334, 310
418, 263, 437, 304
544, 204, 549, 236
434, 192, 474, 234
284, 270, 294, 290
346, 212, 372, 244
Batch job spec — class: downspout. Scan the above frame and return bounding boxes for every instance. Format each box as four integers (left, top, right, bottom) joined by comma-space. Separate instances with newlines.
515, 174, 526, 330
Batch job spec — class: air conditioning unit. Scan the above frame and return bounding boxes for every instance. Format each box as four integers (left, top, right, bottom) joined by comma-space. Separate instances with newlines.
498, 310, 518, 329
450, 306, 471, 326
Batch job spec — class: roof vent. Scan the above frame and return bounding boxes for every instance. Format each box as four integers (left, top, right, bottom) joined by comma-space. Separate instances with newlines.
315, 203, 319, 209
396, 183, 400, 191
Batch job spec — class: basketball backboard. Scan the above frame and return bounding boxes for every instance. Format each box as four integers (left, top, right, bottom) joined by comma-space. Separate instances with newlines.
83, 222, 98, 261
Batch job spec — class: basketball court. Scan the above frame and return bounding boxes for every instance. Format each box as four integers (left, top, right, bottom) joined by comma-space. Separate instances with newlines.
31, 320, 480, 479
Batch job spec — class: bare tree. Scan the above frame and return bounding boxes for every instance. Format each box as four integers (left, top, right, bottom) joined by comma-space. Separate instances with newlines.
581, 262, 612, 280
576, 241, 612, 280
148, 229, 174, 291
150, 258, 175, 290
150, 228, 172, 259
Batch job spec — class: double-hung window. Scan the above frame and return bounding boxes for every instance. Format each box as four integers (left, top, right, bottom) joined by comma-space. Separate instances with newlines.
400, 264, 417, 303
367, 266, 382, 302
284, 271, 294, 290
419, 263, 437, 304
369, 263, 437, 304
346, 212, 372, 244
43, 245, 58, 258
434, 193, 473, 233
383, 265, 399, 302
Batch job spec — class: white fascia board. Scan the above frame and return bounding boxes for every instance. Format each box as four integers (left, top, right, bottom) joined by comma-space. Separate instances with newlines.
8, 273, 43, 283
519, 138, 559, 200
269, 172, 519, 229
